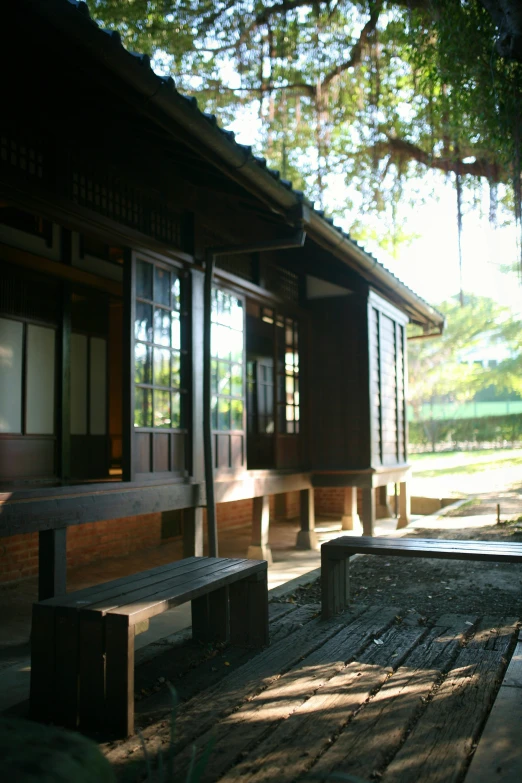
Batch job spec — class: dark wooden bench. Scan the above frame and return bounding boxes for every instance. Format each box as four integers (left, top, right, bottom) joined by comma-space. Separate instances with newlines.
321, 536, 522, 618
30, 556, 268, 737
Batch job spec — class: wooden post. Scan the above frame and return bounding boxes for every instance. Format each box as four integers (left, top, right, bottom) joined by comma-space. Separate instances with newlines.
105, 613, 135, 738
183, 507, 204, 557
341, 487, 360, 531
38, 527, 67, 600
397, 480, 411, 529
247, 495, 273, 564
376, 485, 393, 519
296, 488, 318, 549
361, 487, 375, 536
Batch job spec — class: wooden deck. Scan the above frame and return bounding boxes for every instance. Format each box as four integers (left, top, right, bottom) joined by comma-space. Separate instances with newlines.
106, 600, 520, 783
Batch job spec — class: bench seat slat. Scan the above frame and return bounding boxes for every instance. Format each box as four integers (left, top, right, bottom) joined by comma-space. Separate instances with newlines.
62, 557, 242, 612
324, 536, 522, 562
85, 558, 254, 616
107, 560, 266, 626
40, 556, 203, 608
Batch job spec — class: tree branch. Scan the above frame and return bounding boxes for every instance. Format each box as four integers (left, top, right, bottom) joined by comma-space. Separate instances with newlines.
321, 0, 383, 89
370, 135, 504, 181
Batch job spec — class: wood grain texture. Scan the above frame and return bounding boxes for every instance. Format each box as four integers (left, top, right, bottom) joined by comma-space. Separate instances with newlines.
381, 617, 518, 783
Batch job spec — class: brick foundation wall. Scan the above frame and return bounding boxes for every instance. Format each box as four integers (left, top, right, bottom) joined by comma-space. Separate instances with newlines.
0, 492, 300, 586
314, 487, 364, 516
0, 531, 39, 584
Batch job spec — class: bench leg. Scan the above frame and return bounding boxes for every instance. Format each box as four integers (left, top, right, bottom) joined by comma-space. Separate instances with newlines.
53, 606, 80, 728
30, 603, 56, 723
229, 569, 269, 648
78, 611, 106, 731
192, 586, 230, 644
321, 550, 351, 619
105, 614, 134, 737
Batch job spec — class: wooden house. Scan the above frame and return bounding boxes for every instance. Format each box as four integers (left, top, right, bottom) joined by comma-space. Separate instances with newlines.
0, 0, 444, 597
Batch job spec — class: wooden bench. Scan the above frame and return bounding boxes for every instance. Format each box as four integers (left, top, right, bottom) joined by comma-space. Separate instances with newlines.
30, 556, 269, 737
321, 536, 522, 618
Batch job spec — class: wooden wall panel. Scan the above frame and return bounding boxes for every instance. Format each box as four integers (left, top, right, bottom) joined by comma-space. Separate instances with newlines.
308, 296, 369, 470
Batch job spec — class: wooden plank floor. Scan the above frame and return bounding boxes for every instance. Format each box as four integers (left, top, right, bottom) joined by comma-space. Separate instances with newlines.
106, 602, 520, 783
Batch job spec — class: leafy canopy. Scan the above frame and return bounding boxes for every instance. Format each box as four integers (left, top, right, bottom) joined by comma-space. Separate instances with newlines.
87, 1, 522, 246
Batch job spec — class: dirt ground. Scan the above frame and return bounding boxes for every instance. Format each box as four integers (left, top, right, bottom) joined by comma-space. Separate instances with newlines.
286, 491, 522, 619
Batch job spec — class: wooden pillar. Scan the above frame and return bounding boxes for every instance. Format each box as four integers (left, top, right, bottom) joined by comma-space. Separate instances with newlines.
247, 495, 273, 564
361, 488, 375, 537
397, 480, 411, 529
296, 488, 318, 550
183, 507, 204, 557
38, 528, 67, 600
341, 487, 360, 530
376, 485, 393, 519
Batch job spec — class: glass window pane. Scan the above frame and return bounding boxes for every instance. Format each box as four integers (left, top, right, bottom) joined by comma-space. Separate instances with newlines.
134, 387, 152, 427
286, 375, 294, 403
210, 322, 220, 359
26, 324, 55, 435
136, 260, 153, 300
171, 391, 181, 429
171, 311, 180, 349
231, 399, 243, 430
154, 266, 170, 307
154, 308, 171, 346
211, 395, 218, 430
218, 362, 231, 396
135, 342, 152, 384
217, 325, 231, 359
154, 347, 170, 387
154, 389, 171, 428
135, 301, 153, 343
70, 333, 87, 435
218, 397, 230, 430
231, 364, 243, 397
171, 275, 181, 310
230, 328, 243, 363
90, 337, 107, 435
172, 351, 181, 388
0, 318, 23, 433
286, 404, 294, 422
287, 420, 295, 434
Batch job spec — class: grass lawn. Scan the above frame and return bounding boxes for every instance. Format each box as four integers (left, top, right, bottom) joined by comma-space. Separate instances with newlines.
408, 448, 522, 498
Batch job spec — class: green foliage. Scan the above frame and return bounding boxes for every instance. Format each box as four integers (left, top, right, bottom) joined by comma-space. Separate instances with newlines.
87, 0, 522, 243
409, 412, 522, 450
0, 717, 115, 782
407, 292, 516, 417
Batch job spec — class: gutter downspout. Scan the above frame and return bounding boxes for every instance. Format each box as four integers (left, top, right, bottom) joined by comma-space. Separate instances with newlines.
203, 229, 306, 557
